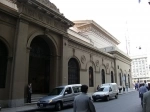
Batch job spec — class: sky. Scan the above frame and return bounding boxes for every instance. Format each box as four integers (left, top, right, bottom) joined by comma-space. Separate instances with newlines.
50, 0, 150, 57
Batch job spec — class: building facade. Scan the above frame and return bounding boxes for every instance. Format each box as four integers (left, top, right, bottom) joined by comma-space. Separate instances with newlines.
0, 0, 131, 107
131, 55, 150, 82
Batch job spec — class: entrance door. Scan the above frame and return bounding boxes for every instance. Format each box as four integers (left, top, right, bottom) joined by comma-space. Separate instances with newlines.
0, 40, 8, 88
68, 58, 79, 84
28, 37, 50, 94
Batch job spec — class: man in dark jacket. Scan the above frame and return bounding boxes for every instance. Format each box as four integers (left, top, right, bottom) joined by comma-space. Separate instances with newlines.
27, 83, 32, 103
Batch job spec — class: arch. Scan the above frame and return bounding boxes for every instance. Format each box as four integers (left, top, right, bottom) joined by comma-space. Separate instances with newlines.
0, 36, 12, 57
89, 66, 94, 87
67, 56, 81, 70
85, 61, 96, 71
68, 58, 80, 84
99, 64, 106, 72
27, 31, 58, 56
28, 36, 52, 93
0, 40, 8, 88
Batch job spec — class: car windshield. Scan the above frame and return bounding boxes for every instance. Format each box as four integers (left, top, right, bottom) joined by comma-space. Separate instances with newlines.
48, 87, 64, 95
98, 87, 109, 92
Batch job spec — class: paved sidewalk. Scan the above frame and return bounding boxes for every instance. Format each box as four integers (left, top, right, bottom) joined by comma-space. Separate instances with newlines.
1, 89, 135, 112
1, 104, 37, 112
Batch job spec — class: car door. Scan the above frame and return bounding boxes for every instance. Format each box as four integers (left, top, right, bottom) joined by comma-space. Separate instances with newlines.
63, 87, 74, 106
109, 87, 113, 98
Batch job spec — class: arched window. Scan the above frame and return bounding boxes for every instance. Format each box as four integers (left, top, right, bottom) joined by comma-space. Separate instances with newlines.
111, 71, 114, 83
68, 58, 79, 84
119, 73, 122, 86
0, 40, 8, 88
128, 74, 130, 88
101, 69, 105, 84
89, 67, 94, 87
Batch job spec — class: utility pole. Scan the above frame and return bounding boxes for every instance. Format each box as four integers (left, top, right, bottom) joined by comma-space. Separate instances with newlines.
125, 21, 130, 55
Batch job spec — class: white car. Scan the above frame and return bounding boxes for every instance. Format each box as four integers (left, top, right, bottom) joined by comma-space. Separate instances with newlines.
92, 83, 118, 101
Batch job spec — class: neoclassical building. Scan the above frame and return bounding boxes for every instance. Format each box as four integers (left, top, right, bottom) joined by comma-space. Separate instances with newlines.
0, 0, 131, 107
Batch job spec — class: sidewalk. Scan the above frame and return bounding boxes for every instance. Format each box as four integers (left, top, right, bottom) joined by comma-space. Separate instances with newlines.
1, 89, 136, 112
1, 104, 38, 112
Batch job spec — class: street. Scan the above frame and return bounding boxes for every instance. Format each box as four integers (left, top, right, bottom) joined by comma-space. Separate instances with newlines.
24, 91, 142, 112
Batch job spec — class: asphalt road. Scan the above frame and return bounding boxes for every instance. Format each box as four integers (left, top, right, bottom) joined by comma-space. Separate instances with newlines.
25, 91, 143, 112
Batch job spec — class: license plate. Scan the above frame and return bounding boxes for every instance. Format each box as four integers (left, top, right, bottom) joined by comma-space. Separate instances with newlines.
40, 104, 43, 107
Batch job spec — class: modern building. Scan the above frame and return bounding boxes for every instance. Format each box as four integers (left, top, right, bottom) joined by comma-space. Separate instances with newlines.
131, 55, 150, 82
0, 0, 132, 107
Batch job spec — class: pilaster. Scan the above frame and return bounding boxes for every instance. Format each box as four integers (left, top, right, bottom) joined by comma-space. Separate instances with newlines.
61, 36, 69, 85
9, 19, 29, 107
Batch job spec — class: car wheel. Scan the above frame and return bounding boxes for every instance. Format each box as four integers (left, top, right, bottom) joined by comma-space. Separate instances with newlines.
106, 96, 109, 101
93, 98, 96, 102
55, 102, 62, 111
115, 94, 118, 99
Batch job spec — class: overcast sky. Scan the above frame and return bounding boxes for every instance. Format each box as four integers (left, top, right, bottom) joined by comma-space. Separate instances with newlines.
50, 0, 150, 56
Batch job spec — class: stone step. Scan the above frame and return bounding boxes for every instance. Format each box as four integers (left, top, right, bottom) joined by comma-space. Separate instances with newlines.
31, 94, 47, 103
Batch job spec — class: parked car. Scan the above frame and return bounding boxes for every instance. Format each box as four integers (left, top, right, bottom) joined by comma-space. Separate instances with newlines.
37, 84, 82, 111
92, 83, 118, 102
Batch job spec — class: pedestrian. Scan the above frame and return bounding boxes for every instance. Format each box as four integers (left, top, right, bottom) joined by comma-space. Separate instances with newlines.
144, 80, 149, 90
139, 83, 148, 107
73, 84, 96, 112
27, 83, 32, 103
143, 91, 150, 112
135, 81, 139, 91
97, 85, 100, 91
148, 83, 150, 91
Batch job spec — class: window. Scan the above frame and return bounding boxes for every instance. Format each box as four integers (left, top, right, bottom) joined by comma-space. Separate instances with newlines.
68, 58, 80, 84
72, 86, 81, 93
65, 87, 72, 94
101, 69, 105, 84
111, 71, 114, 83
89, 67, 94, 87
119, 73, 122, 86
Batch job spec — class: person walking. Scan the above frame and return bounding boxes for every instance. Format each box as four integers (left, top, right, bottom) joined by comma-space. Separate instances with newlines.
139, 83, 148, 107
27, 83, 32, 103
97, 85, 100, 91
73, 85, 96, 112
143, 91, 150, 112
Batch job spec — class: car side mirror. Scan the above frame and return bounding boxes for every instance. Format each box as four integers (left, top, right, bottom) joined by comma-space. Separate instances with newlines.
64, 92, 68, 95
109, 89, 112, 92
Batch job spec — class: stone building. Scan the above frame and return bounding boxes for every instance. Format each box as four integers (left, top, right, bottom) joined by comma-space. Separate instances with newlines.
0, 0, 131, 107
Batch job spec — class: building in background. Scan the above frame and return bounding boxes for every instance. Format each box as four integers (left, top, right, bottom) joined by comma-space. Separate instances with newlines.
131, 55, 150, 82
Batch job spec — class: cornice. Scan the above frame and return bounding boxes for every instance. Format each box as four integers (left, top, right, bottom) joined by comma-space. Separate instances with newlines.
68, 38, 115, 61
115, 54, 131, 65
110, 50, 132, 62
